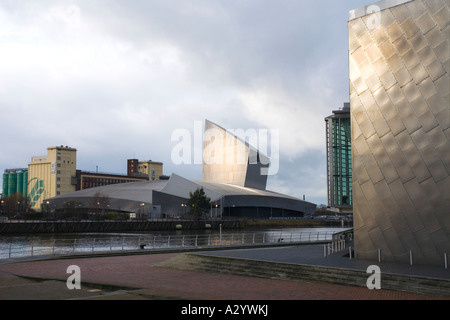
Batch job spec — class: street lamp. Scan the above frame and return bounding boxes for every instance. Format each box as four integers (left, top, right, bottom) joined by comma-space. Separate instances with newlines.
140, 203, 145, 219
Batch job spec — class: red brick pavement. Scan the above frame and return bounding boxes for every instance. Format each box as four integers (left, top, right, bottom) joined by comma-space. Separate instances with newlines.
0, 252, 448, 301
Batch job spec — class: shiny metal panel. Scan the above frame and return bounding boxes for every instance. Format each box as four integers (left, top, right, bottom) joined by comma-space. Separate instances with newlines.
202, 120, 268, 190
349, 0, 450, 265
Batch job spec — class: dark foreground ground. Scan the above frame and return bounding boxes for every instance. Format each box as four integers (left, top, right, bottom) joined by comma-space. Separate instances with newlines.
0, 243, 448, 302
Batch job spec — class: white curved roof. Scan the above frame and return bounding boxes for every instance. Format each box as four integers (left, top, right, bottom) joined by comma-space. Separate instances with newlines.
47, 173, 315, 213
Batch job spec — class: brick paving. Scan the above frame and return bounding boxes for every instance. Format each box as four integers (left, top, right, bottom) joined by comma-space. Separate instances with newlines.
0, 251, 448, 301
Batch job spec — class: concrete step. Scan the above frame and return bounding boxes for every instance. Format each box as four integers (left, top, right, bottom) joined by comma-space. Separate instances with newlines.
158, 253, 450, 297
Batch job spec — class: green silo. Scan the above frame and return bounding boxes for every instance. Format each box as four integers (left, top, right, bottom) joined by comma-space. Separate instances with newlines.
17, 171, 24, 196
23, 170, 28, 196
2, 172, 9, 196
8, 172, 17, 196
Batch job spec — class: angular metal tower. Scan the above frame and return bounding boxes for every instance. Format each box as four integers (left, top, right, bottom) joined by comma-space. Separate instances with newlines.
202, 120, 269, 190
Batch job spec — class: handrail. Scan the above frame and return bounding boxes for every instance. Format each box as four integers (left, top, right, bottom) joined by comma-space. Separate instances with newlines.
0, 230, 337, 260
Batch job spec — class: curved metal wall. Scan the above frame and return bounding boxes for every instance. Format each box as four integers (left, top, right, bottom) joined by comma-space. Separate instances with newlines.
349, 0, 449, 265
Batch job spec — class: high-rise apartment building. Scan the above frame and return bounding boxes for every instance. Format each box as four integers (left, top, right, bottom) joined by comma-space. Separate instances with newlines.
349, 0, 449, 265
325, 103, 352, 213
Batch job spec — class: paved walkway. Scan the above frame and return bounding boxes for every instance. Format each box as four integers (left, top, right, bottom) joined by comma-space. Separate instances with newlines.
199, 244, 450, 280
0, 244, 448, 301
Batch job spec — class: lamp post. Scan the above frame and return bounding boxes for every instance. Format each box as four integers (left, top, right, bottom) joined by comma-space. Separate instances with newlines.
46, 201, 50, 218
140, 203, 145, 219
181, 204, 186, 217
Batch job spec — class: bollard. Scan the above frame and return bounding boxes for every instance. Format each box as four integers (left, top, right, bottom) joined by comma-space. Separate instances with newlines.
324, 244, 327, 257
444, 253, 447, 269
349, 246, 352, 259
410, 250, 413, 266
378, 249, 381, 262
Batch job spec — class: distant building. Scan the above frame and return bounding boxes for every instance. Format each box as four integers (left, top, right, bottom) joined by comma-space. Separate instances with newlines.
127, 159, 164, 181
75, 170, 148, 190
1, 145, 164, 211
28, 146, 77, 209
46, 120, 316, 219
325, 103, 352, 213
76, 159, 163, 190
2, 168, 28, 197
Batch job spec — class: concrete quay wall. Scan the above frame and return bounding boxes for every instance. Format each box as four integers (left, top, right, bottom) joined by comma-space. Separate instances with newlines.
0, 220, 241, 234
160, 253, 450, 297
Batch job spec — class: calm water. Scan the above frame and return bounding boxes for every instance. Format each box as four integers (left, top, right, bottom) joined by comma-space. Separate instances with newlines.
0, 227, 351, 259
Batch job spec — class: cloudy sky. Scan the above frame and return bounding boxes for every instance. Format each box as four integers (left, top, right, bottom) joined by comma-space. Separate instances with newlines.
1, 0, 372, 205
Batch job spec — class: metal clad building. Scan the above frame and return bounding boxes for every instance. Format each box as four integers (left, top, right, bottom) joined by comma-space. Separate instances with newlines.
202, 120, 269, 190
349, 0, 449, 265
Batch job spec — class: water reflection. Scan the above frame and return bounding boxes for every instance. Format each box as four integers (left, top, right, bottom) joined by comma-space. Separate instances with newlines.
0, 227, 351, 259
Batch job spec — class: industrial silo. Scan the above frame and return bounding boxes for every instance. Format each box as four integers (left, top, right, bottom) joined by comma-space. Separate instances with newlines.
7, 172, 17, 196
17, 171, 24, 196
22, 170, 28, 196
2, 172, 9, 196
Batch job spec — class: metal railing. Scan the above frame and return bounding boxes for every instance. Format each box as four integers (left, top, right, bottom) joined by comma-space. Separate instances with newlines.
0, 230, 337, 260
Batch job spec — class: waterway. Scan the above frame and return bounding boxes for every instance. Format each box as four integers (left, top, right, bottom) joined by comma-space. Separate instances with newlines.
0, 227, 351, 260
